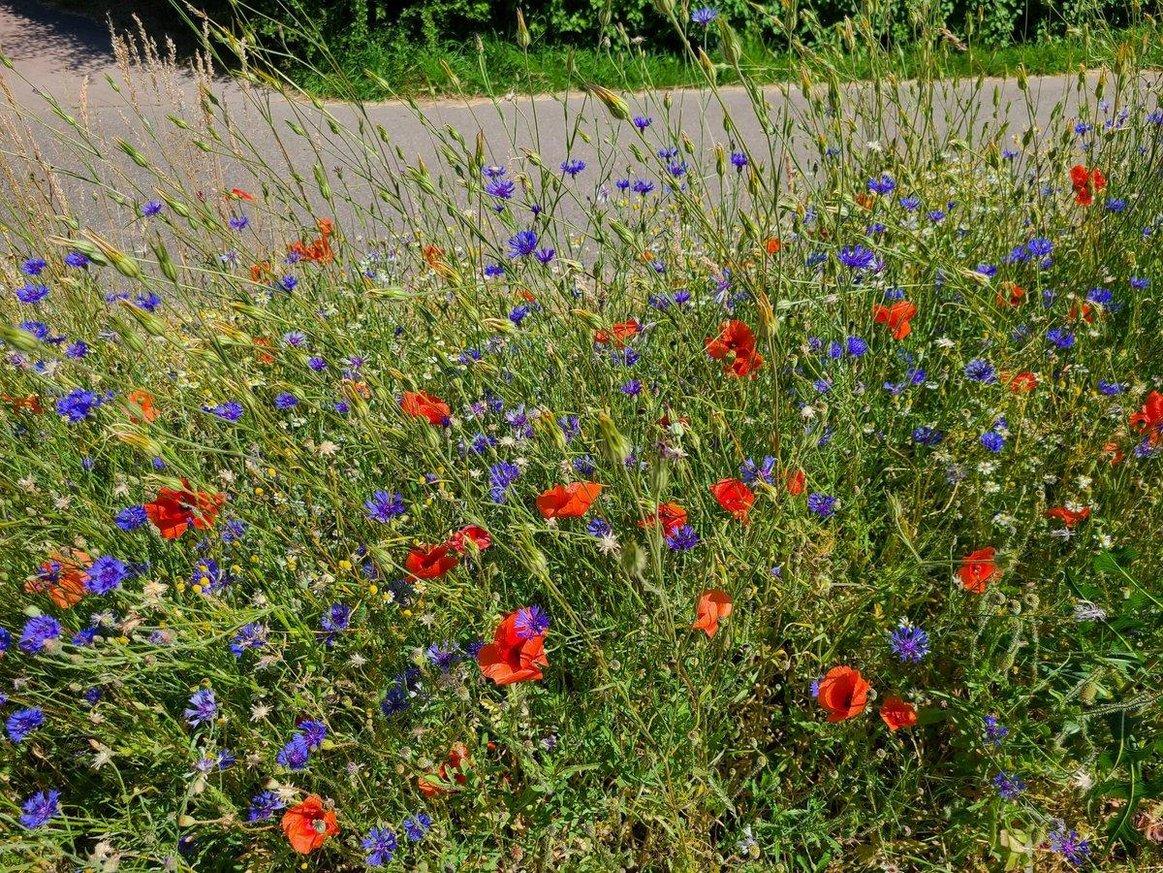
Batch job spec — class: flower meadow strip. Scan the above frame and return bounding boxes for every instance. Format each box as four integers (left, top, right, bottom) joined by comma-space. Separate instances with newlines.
1, 17, 1163, 873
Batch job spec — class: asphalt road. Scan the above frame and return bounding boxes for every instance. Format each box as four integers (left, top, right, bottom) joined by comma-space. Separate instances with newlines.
0, 0, 1153, 242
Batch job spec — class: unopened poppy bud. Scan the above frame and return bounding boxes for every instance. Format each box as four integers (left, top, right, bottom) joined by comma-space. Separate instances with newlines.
119, 299, 168, 337
715, 143, 726, 177
0, 324, 44, 352
571, 308, 605, 330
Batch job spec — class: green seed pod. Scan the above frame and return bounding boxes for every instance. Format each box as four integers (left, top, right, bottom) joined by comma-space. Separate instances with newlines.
587, 83, 631, 123
596, 409, 631, 466
516, 9, 531, 49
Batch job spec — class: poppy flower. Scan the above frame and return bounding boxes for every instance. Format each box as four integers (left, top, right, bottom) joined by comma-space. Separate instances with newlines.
448, 525, 492, 554
764, 237, 782, 254
691, 589, 733, 638
1008, 372, 1038, 393
477, 608, 549, 685
25, 549, 91, 609
252, 335, 275, 365
1070, 164, 1106, 206
281, 794, 339, 855
418, 742, 472, 796
249, 262, 273, 283
706, 320, 764, 376
1046, 506, 1090, 527
3, 394, 42, 414
786, 469, 806, 496
958, 547, 999, 594
1102, 441, 1125, 464
855, 191, 876, 210
405, 544, 458, 580
343, 379, 371, 401
127, 389, 158, 424
873, 300, 917, 340
594, 318, 641, 347
144, 479, 225, 540
229, 187, 256, 201
879, 696, 918, 732
639, 501, 688, 536
536, 482, 602, 519
1129, 390, 1163, 444
401, 391, 450, 426
996, 281, 1025, 307
709, 478, 755, 523
817, 665, 871, 722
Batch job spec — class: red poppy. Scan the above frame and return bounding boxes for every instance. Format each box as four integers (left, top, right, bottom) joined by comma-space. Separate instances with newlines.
401, 391, 450, 426
692, 589, 733, 638
786, 469, 806, 496
536, 482, 602, 519
996, 281, 1025, 307
1046, 506, 1090, 527
1008, 372, 1038, 393
127, 389, 158, 424
817, 666, 871, 722
252, 335, 275, 365
419, 742, 472, 796
1070, 164, 1106, 206
594, 318, 642, 347
289, 217, 335, 264
1069, 302, 1099, 324
25, 549, 91, 609
706, 320, 764, 376
958, 547, 999, 594
229, 187, 256, 202
477, 609, 548, 685
405, 544, 458, 580
281, 794, 339, 855
249, 262, 273, 284
873, 300, 917, 341
709, 478, 755, 523
448, 525, 492, 554
144, 479, 225, 540
764, 237, 782, 254
879, 696, 918, 731
1102, 441, 1125, 464
639, 501, 688, 536
3, 394, 42, 414
855, 191, 876, 210
1129, 390, 1163, 445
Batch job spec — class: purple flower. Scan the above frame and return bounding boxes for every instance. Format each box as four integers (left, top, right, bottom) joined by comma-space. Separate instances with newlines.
56, 388, 103, 422
889, 621, 930, 663
993, 771, 1026, 800
508, 229, 539, 258
867, 174, 896, 195
632, 115, 652, 130
363, 826, 398, 866
807, 493, 837, 518
277, 733, 311, 770
982, 714, 1008, 745
837, 245, 881, 271
964, 358, 997, 384
247, 790, 285, 822
141, 200, 163, 217
184, 689, 218, 727
84, 555, 128, 595
980, 431, 1005, 453
273, 392, 298, 410
320, 603, 351, 644
402, 812, 432, 842
1048, 828, 1091, 865
665, 525, 700, 551
365, 490, 405, 523
229, 622, 267, 657
560, 159, 586, 177
115, 506, 148, 531
7, 707, 45, 742
64, 251, 90, 269
691, 6, 718, 24
15, 283, 49, 304
20, 615, 61, 653
19, 790, 60, 829
204, 400, 244, 422
21, 257, 46, 276
514, 605, 550, 640
299, 720, 328, 749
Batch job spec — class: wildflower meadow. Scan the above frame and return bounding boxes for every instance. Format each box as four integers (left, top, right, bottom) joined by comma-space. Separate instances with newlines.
0, 4, 1161, 870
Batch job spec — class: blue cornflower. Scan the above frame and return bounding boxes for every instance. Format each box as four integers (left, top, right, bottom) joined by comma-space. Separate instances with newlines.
632, 115, 652, 129
1105, 197, 1127, 212
509, 304, 530, 325
560, 159, 586, 177
19, 319, 49, 340
84, 555, 128, 595
846, 336, 868, 357
1048, 828, 1091, 865
402, 812, 432, 842
1087, 287, 1113, 306
16, 283, 49, 304
926, 209, 946, 223
621, 378, 643, 396
964, 358, 997, 384
20, 615, 61, 653
587, 517, 612, 538
379, 685, 409, 717
19, 790, 60, 829
981, 431, 1005, 453
559, 415, 581, 442
425, 641, 461, 671
363, 826, 398, 866
514, 605, 550, 639
278, 275, 298, 293
838, 245, 879, 271
665, 525, 700, 551
508, 229, 538, 258
141, 200, 163, 217
867, 174, 896, 195
64, 251, 90, 268
247, 790, 285, 822
192, 559, 231, 595
299, 720, 328, 749
992, 771, 1026, 800
911, 426, 944, 447
975, 263, 997, 278
631, 178, 655, 196
0, 627, 10, 654
889, 620, 930, 663
1046, 327, 1075, 349
691, 6, 718, 24
488, 461, 521, 503
21, 257, 46, 276
1098, 380, 1124, 395
273, 392, 298, 410
307, 355, 327, 371
185, 689, 218, 727
7, 707, 45, 742
1027, 236, 1053, 257
730, 151, 748, 170
485, 177, 515, 199
115, 505, 148, 531
204, 400, 244, 422
807, 493, 837, 518
229, 622, 267, 657
277, 733, 311, 770
64, 341, 88, 358
283, 330, 307, 347
899, 194, 921, 211
1130, 276, 1150, 289
228, 215, 249, 231
365, 490, 406, 523
482, 165, 506, 178
320, 603, 351, 644
56, 388, 103, 422
740, 455, 775, 485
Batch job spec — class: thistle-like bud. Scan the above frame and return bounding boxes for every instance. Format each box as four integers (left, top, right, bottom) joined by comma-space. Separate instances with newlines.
596, 409, 631, 467
587, 83, 631, 122
516, 9, 531, 49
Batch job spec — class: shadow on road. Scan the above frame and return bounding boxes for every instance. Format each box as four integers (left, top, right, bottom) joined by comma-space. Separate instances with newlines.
0, 0, 119, 73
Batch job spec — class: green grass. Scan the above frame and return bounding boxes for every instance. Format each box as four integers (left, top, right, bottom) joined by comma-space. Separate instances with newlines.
291, 27, 1163, 101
